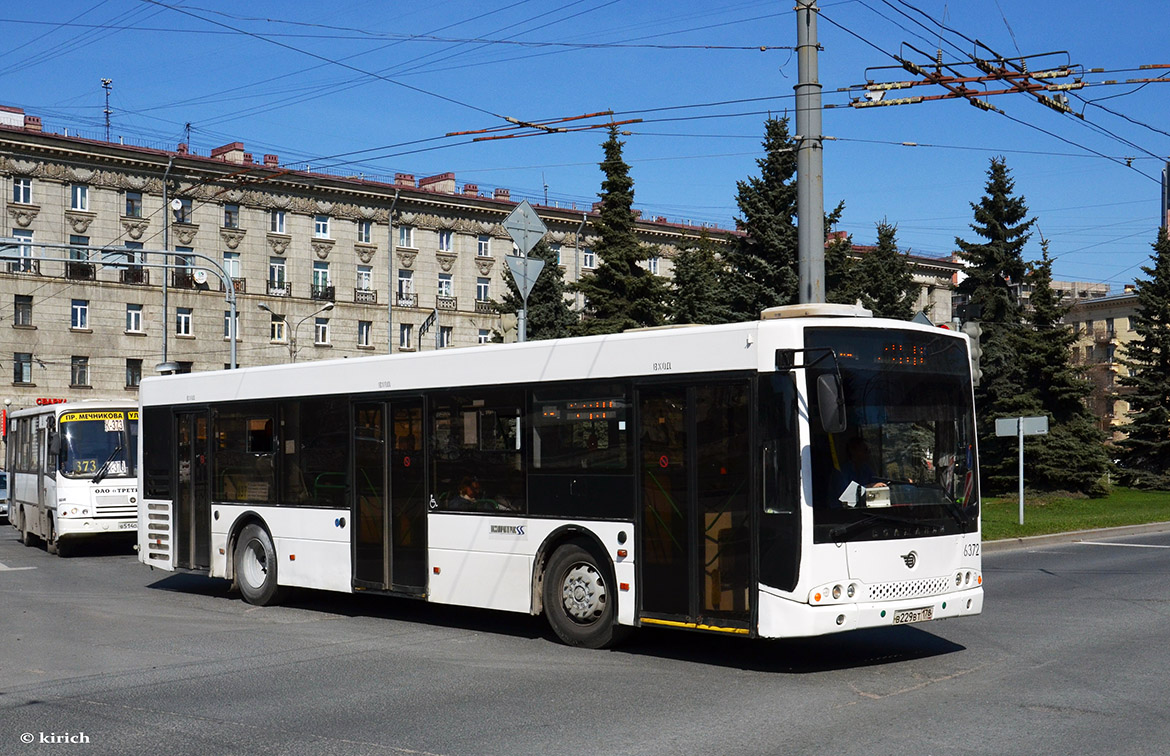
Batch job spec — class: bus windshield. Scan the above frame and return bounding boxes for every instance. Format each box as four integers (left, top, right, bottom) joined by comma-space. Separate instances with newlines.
806, 327, 979, 543
57, 410, 139, 480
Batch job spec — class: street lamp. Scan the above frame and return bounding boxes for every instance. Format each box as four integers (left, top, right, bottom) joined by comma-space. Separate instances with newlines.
259, 302, 334, 363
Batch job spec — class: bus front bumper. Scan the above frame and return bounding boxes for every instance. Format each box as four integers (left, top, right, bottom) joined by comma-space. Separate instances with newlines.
758, 585, 984, 639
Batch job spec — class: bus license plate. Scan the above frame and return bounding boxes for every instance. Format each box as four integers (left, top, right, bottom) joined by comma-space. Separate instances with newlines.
892, 606, 933, 625
118, 522, 136, 530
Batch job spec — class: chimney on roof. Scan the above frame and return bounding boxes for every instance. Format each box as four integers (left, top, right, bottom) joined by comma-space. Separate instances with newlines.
211, 141, 246, 164
494, 188, 511, 201
177, 142, 189, 155
263, 154, 279, 167
243, 153, 253, 165
420, 172, 456, 194
23, 115, 42, 132
462, 183, 479, 197
395, 173, 416, 187
654, 216, 666, 223
1124, 284, 1136, 294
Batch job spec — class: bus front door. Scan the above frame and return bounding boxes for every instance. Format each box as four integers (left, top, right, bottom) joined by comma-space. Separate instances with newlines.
174, 410, 211, 571
352, 398, 427, 594
639, 382, 753, 632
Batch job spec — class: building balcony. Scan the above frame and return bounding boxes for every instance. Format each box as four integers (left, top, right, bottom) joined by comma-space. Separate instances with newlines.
172, 271, 198, 289
5, 260, 39, 275
268, 281, 290, 297
354, 288, 377, 304
396, 292, 418, 307
220, 277, 246, 294
436, 294, 457, 311
310, 283, 336, 302
1093, 329, 1117, 344
65, 261, 96, 280
120, 267, 149, 285
474, 299, 495, 314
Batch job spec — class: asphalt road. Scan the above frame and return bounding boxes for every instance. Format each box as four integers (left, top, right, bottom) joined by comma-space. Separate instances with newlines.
1, 527, 1168, 756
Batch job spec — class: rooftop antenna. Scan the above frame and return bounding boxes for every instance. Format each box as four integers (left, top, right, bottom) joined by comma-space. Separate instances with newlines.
542, 172, 548, 206
101, 78, 113, 142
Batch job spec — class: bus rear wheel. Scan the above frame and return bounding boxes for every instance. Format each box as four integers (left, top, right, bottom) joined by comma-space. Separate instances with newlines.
235, 523, 284, 606
18, 509, 35, 547
543, 544, 626, 649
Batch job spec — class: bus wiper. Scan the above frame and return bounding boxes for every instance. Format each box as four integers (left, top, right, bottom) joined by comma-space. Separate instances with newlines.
91, 444, 124, 484
939, 488, 970, 527
829, 511, 921, 541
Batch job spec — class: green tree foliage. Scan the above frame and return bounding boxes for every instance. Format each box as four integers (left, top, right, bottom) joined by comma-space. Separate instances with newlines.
725, 117, 800, 320
494, 239, 577, 341
853, 220, 920, 320
1117, 227, 1170, 488
573, 126, 668, 334
668, 228, 734, 324
955, 157, 1036, 492
1016, 245, 1111, 495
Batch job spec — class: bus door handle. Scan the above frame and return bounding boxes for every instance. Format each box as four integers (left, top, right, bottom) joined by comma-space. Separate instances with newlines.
570, 478, 577, 497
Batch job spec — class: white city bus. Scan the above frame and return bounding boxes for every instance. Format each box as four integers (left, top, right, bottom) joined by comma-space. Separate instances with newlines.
8, 401, 139, 556
136, 304, 983, 647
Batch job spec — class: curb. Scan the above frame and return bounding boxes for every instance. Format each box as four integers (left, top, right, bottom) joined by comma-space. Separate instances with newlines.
983, 521, 1170, 553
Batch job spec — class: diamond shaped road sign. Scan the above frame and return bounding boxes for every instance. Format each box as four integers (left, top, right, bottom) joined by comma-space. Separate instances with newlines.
502, 199, 548, 256
505, 255, 545, 300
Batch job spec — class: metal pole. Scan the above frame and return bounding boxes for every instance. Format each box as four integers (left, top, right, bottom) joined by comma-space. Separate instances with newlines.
795, 1, 825, 304
1018, 418, 1025, 525
161, 157, 174, 366
386, 189, 399, 354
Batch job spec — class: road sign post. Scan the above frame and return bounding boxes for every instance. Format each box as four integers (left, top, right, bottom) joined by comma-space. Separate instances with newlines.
501, 200, 548, 343
995, 416, 1049, 525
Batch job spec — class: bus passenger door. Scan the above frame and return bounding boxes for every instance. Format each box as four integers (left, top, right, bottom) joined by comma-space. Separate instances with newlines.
639, 382, 753, 631
352, 398, 427, 593
174, 410, 211, 571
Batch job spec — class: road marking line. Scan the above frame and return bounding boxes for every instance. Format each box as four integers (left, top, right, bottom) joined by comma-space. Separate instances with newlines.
0, 560, 36, 571
1079, 541, 1170, 549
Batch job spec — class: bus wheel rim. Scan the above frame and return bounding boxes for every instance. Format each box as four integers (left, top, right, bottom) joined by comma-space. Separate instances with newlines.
242, 540, 268, 588
561, 563, 606, 624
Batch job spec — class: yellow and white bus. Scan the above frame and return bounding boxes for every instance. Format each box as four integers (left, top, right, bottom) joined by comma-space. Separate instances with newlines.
136, 304, 983, 647
7, 401, 139, 556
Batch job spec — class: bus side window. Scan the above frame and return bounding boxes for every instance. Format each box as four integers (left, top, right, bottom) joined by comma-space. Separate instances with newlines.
760, 373, 799, 514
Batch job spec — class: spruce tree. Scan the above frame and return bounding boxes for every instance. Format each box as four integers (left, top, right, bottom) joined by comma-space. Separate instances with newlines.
573, 126, 668, 335
725, 117, 800, 320
494, 239, 577, 341
1017, 244, 1111, 495
955, 157, 1036, 493
853, 220, 920, 320
669, 228, 733, 324
1117, 227, 1170, 488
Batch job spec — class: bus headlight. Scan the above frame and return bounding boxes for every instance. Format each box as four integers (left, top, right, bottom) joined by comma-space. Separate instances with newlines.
832, 585, 842, 600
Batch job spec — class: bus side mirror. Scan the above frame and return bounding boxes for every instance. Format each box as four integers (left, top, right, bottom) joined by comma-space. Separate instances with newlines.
816, 374, 847, 434
49, 432, 62, 455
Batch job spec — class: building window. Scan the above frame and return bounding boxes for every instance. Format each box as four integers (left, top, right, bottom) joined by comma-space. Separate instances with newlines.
173, 198, 193, 224
357, 220, 372, 244
438, 326, 452, 348
270, 209, 286, 234
438, 229, 453, 252
398, 225, 414, 248
399, 323, 413, 350
356, 265, 373, 291
10, 229, 33, 272
269, 257, 286, 285
223, 251, 241, 279
478, 328, 491, 344
71, 299, 89, 330
176, 307, 193, 336
312, 261, 331, 299
70, 356, 90, 387
358, 320, 372, 347
13, 352, 32, 384
582, 248, 595, 269
224, 203, 240, 229
70, 184, 89, 211
126, 304, 143, 333
648, 255, 659, 275
12, 177, 31, 204
437, 273, 453, 297
223, 310, 240, 340
314, 317, 330, 345
125, 191, 142, 218
551, 243, 562, 265
476, 277, 490, 301
126, 358, 142, 388
270, 315, 287, 343
398, 269, 414, 294
477, 235, 492, 257
314, 214, 331, 239
14, 295, 32, 326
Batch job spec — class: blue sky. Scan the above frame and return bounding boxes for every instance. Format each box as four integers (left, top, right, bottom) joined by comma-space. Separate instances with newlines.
2, 0, 1166, 291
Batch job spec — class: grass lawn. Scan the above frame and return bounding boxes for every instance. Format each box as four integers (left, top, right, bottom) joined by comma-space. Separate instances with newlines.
982, 487, 1170, 541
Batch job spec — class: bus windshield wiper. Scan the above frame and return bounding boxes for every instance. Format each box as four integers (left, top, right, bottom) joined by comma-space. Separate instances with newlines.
829, 510, 921, 541
91, 444, 124, 484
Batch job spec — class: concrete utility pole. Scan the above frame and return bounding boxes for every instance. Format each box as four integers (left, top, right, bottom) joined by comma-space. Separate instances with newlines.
795, 1, 826, 304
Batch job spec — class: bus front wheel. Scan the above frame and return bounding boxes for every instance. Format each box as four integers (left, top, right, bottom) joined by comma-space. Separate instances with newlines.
235, 523, 284, 606
543, 544, 626, 649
